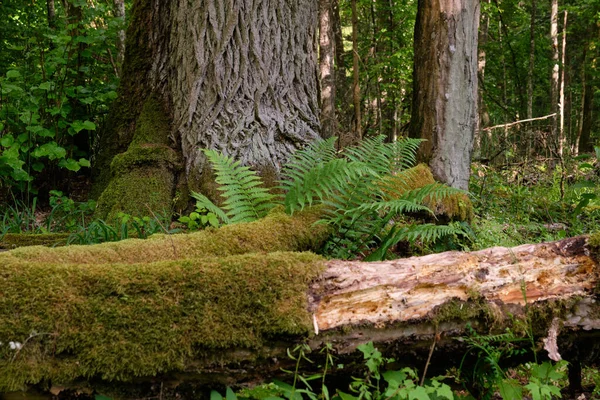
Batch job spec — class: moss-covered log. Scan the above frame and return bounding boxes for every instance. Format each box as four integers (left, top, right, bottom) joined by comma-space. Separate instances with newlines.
1, 234, 600, 397
0, 207, 327, 265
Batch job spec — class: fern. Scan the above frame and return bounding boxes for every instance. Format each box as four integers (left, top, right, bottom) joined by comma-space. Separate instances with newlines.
199, 149, 275, 224
192, 137, 467, 261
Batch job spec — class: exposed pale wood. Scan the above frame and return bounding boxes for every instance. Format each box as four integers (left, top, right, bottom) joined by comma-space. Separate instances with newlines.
310, 236, 597, 332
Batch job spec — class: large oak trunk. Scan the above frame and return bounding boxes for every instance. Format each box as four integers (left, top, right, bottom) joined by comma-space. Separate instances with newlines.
409, 1, 480, 191
92, 0, 321, 211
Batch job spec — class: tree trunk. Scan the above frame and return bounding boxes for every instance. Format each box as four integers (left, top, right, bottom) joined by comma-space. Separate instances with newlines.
550, 0, 560, 159
319, 0, 336, 140
113, 0, 126, 73
351, 0, 362, 142
475, 0, 490, 160
410, 0, 480, 190
46, 0, 56, 29
559, 10, 567, 158
92, 0, 321, 210
527, 0, 536, 120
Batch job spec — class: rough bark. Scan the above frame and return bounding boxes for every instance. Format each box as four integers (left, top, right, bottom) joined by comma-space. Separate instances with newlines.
475, 0, 490, 160
410, 0, 480, 191
319, 0, 336, 139
93, 0, 321, 204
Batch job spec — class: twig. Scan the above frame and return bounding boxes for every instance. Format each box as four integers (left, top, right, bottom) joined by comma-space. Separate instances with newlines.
144, 204, 178, 259
420, 327, 438, 386
11, 332, 58, 362
482, 113, 556, 132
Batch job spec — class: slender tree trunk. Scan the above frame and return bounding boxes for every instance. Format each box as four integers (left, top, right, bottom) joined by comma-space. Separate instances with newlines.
351, 0, 362, 141
578, 61, 594, 154
475, 0, 490, 160
550, 0, 559, 159
559, 10, 567, 157
319, 0, 336, 139
410, 0, 480, 190
527, 0, 536, 119
369, 0, 383, 137
47, 0, 56, 29
114, 0, 126, 74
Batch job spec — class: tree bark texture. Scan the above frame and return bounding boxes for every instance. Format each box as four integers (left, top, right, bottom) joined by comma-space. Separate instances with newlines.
410, 0, 480, 191
94, 0, 321, 198
170, 0, 321, 176
319, 0, 336, 139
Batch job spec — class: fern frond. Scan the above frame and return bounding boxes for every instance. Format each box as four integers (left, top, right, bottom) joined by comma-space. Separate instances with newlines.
190, 191, 230, 224
203, 149, 275, 224
344, 136, 423, 175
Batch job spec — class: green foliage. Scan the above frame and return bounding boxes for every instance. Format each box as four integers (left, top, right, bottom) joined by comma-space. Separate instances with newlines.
191, 137, 464, 260
196, 149, 276, 224
66, 211, 174, 245
458, 324, 568, 400
0, 0, 123, 193
470, 159, 600, 250
212, 342, 454, 400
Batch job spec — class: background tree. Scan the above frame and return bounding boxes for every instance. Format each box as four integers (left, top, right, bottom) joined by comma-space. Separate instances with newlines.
409, 0, 480, 191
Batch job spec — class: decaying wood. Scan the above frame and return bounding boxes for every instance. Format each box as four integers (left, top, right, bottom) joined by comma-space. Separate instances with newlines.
310, 235, 597, 333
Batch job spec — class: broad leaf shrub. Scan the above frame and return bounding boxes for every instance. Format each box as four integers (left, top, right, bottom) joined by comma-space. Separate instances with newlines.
192, 136, 466, 260
0, 0, 122, 193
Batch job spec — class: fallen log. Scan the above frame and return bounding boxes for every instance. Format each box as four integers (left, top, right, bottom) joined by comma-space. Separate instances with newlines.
1, 234, 600, 397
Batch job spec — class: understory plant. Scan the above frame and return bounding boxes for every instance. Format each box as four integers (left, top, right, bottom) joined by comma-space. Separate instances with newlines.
210, 342, 454, 400
190, 136, 465, 260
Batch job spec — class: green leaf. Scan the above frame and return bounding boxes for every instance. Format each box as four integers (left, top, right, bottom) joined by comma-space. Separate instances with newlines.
32, 162, 45, 172
32, 142, 66, 160
95, 395, 113, 400
225, 387, 237, 400
336, 391, 359, 400
6, 70, 21, 79
0, 135, 14, 147
498, 379, 523, 400
59, 158, 81, 172
408, 386, 430, 400
79, 158, 91, 167
210, 390, 224, 400
39, 81, 53, 90
435, 384, 454, 400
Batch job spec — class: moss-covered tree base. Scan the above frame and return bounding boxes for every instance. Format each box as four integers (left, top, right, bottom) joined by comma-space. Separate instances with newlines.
94, 97, 182, 221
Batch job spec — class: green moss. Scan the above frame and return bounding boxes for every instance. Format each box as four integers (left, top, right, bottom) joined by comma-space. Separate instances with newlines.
0, 233, 70, 250
383, 164, 473, 221
128, 97, 172, 148
94, 96, 179, 221
0, 207, 329, 265
94, 166, 175, 220
432, 298, 491, 326
110, 145, 181, 176
0, 251, 326, 391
